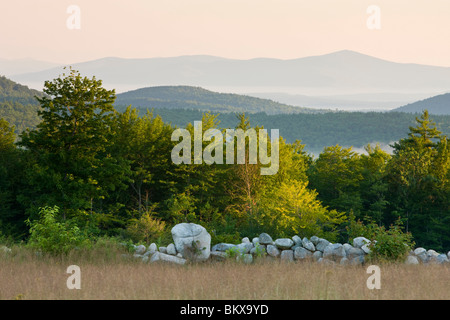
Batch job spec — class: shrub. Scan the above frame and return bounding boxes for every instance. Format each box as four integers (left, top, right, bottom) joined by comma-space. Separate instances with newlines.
347, 218, 414, 262
25, 206, 90, 255
124, 209, 166, 244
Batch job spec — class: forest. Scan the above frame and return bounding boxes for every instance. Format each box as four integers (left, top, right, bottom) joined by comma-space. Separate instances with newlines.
0, 70, 449, 253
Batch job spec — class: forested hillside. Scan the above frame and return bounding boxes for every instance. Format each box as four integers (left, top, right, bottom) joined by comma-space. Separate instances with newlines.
115, 85, 321, 115
1, 71, 449, 252
119, 106, 450, 153
0, 76, 43, 133
393, 92, 450, 115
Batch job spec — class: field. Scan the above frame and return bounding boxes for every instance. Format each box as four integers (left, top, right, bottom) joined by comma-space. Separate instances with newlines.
1, 245, 449, 300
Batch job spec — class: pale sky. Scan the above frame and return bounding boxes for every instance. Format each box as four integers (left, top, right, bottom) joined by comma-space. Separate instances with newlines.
1, 0, 450, 66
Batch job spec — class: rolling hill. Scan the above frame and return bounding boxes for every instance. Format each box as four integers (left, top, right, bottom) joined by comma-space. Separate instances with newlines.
392, 92, 450, 115
115, 86, 322, 115
0, 76, 43, 133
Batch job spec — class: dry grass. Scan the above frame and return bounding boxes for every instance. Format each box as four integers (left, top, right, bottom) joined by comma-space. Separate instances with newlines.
1, 246, 449, 300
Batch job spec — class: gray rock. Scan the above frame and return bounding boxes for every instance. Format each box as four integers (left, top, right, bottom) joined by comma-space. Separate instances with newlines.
310, 236, 320, 245
159, 246, 167, 254
280, 250, 294, 262
343, 243, 353, 255
237, 253, 253, 264
149, 251, 187, 265
353, 237, 370, 249
350, 256, 365, 265
312, 251, 323, 261
135, 244, 146, 255
340, 257, 349, 265
323, 243, 346, 261
292, 235, 302, 246
166, 243, 177, 255
436, 254, 449, 264
259, 233, 274, 245
294, 246, 312, 260
171, 223, 211, 261
252, 237, 260, 246
241, 237, 251, 244
266, 244, 280, 257
210, 251, 228, 261
302, 237, 315, 251
405, 255, 419, 265
236, 242, 253, 254
143, 243, 157, 257
347, 247, 365, 259
315, 238, 330, 252
414, 247, 426, 256
212, 243, 236, 252
274, 238, 294, 250
361, 244, 372, 254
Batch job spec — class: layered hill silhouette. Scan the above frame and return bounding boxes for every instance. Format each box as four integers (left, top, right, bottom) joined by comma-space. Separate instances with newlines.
392, 92, 450, 115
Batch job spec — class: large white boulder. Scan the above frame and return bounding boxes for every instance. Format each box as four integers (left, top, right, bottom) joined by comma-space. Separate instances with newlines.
171, 223, 211, 261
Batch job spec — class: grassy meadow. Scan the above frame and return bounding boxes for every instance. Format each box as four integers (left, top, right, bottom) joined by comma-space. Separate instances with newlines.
1, 243, 449, 300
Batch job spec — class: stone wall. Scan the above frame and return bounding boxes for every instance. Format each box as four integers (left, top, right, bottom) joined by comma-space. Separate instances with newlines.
131, 223, 450, 266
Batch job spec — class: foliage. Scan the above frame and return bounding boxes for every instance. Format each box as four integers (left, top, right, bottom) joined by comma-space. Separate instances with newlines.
347, 218, 414, 263
25, 206, 90, 255
124, 207, 166, 244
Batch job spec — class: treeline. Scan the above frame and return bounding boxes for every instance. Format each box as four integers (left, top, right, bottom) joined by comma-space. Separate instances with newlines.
118, 106, 450, 154
1, 71, 449, 251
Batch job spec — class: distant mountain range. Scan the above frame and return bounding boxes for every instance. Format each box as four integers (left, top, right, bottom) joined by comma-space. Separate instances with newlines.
6, 50, 450, 111
392, 92, 450, 115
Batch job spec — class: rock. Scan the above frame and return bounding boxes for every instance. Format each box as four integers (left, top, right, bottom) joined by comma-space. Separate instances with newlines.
166, 243, 177, 255
310, 236, 320, 245
280, 250, 294, 262
405, 255, 419, 265
242, 237, 251, 244
436, 254, 449, 264
210, 251, 228, 261
236, 242, 253, 254
414, 247, 426, 256
143, 243, 157, 257
171, 223, 211, 261
427, 249, 440, 260
212, 243, 236, 252
361, 244, 371, 254
159, 246, 167, 254
250, 244, 266, 256
343, 243, 353, 255
266, 244, 280, 257
237, 254, 253, 264
259, 233, 274, 245
315, 238, 330, 252
353, 237, 370, 249
312, 251, 323, 261
346, 247, 365, 259
135, 244, 146, 255
149, 251, 187, 265
274, 238, 294, 250
292, 235, 302, 246
294, 246, 312, 260
0, 246, 11, 254
350, 256, 365, 265
340, 257, 349, 265
252, 237, 260, 246
302, 237, 315, 251
323, 243, 346, 262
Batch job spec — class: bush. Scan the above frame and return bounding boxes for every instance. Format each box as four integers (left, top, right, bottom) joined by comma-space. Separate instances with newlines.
347, 218, 414, 262
25, 206, 91, 255
124, 209, 166, 244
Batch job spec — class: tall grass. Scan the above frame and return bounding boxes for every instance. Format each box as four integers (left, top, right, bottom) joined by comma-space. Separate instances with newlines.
1, 244, 449, 300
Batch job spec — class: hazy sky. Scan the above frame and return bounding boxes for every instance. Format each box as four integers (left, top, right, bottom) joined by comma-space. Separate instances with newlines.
1, 0, 450, 66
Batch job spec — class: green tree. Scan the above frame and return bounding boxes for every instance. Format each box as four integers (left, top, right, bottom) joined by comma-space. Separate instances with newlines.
386, 110, 450, 250
19, 69, 130, 226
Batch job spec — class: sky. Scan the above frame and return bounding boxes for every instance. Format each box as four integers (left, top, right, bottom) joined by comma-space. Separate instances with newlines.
1, 0, 450, 66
